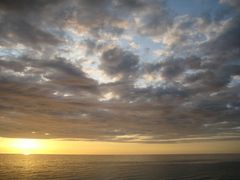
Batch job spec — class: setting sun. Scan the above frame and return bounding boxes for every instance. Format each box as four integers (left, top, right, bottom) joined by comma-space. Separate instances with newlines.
15, 139, 40, 149
11, 139, 42, 155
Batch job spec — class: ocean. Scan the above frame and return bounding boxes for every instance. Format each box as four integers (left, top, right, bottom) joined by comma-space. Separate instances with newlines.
0, 154, 240, 180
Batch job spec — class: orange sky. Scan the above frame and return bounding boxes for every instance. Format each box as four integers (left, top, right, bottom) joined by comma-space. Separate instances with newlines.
0, 0, 240, 156
0, 138, 240, 155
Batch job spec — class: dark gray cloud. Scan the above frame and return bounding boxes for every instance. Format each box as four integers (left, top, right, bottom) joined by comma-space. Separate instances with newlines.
220, 0, 240, 11
0, 16, 61, 48
0, 0, 64, 51
0, 0, 59, 12
202, 15, 240, 55
143, 56, 201, 80
100, 47, 139, 79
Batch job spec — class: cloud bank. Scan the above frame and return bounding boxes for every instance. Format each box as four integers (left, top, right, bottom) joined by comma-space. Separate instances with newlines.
0, 0, 239, 143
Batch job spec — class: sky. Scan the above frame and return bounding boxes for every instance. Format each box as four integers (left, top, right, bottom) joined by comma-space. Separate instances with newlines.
0, 0, 240, 154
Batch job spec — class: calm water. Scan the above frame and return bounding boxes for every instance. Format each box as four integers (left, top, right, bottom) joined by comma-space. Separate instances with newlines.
0, 154, 240, 180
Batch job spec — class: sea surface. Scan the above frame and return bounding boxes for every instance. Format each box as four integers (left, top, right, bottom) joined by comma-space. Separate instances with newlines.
0, 154, 240, 180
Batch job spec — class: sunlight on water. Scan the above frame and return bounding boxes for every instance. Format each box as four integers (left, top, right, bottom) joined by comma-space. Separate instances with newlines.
0, 154, 240, 179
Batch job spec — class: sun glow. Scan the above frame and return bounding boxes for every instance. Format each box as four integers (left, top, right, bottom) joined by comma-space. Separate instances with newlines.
12, 139, 42, 155
0, 137, 240, 155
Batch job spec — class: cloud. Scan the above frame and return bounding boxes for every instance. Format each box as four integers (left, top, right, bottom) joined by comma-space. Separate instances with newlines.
0, 16, 61, 48
202, 15, 240, 55
0, 0, 239, 143
0, 0, 59, 12
132, 0, 172, 37
220, 0, 240, 11
100, 47, 139, 79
